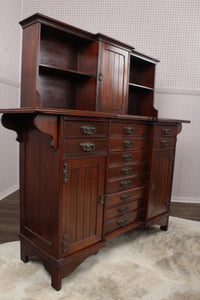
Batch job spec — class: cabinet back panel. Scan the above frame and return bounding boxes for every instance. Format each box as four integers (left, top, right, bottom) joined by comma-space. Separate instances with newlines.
38, 72, 76, 109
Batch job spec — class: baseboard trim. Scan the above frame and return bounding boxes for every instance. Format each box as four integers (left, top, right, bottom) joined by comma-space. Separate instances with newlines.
0, 185, 19, 201
171, 196, 200, 204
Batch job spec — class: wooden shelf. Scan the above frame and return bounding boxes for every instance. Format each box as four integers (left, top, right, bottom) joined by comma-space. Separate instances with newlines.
129, 83, 154, 91
39, 64, 92, 79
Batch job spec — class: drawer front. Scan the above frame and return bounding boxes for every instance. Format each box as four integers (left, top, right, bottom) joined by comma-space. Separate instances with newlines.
108, 162, 146, 180
109, 137, 148, 152
154, 125, 177, 137
105, 198, 143, 220
106, 186, 145, 207
109, 150, 147, 165
64, 138, 107, 155
107, 174, 146, 194
64, 121, 108, 138
110, 123, 148, 136
154, 137, 176, 149
105, 209, 143, 234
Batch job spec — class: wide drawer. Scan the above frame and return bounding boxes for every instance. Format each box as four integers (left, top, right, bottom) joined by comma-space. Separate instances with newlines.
110, 123, 148, 136
107, 174, 146, 194
108, 162, 146, 180
105, 198, 143, 220
109, 150, 147, 165
64, 138, 107, 155
154, 125, 177, 137
109, 137, 148, 152
64, 121, 108, 138
105, 208, 143, 234
106, 186, 145, 208
154, 137, 176, 149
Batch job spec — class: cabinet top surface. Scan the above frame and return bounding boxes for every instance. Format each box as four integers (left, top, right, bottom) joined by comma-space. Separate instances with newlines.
0, 107, 190, 124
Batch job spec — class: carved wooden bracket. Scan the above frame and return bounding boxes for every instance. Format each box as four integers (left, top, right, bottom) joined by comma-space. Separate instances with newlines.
34, 114, 58, 149
1, 113, 25, 143
177, 123, 182, 135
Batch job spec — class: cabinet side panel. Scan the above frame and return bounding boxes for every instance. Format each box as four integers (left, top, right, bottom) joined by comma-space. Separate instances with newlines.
21, 23, 40, 107
21, 126, 60, 256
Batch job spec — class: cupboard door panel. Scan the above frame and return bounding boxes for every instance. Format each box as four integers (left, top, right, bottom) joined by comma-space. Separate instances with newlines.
98, 43, 129, 114
147, 149, 174, 219
62, 157, 105, 256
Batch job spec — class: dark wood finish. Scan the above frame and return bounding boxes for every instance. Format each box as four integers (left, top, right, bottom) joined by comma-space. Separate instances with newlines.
0, 14, 190, 291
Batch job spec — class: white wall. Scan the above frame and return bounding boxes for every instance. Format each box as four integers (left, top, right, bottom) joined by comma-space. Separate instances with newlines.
1, 0, 199, 203
0, 0, 22, 199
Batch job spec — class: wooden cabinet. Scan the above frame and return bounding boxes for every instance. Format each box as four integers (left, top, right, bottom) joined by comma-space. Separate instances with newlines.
0, 13, 189, 291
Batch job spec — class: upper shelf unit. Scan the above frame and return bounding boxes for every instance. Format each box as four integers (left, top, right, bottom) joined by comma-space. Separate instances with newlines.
20, 13, 159, 118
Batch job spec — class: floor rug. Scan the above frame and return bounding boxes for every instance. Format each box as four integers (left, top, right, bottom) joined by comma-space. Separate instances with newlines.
0, 217, 200, 300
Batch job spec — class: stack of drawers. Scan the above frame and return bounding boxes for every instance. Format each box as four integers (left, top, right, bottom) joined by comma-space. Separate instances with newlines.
105, 121, 149, 235
63, 118, 108, 157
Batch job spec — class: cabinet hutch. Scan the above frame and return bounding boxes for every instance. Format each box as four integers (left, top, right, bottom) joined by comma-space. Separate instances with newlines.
0, 14, 189, 290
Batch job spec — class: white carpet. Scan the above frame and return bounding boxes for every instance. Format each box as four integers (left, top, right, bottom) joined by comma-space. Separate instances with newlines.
0, 217, 200, 300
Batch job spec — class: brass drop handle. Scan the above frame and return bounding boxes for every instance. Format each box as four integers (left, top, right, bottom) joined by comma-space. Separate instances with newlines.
123, 140, 134, 148
122, 154, 133, 161
120, 180, 131, 188
80, 142, 95, 152
118, 206, 128, 213
150, 181, 155, 191
161, 140, 170, 146
124, 126, 135, 134
80, 125, 96, 135
162, 128, 171, 135
99, 192, 105, 205
121, 167, 132, 175
117, 219, 128, 226
121, 193, 131, 201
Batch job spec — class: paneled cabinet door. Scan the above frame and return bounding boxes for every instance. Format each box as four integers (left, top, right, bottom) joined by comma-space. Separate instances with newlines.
147, 149, 174, 219
97, 42, 129, 114
61, 156, 105, 256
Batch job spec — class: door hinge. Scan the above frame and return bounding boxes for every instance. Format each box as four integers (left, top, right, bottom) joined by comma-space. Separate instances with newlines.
63, 163, 69, 184
99, 192, 105, 205
62, 234, 68, 254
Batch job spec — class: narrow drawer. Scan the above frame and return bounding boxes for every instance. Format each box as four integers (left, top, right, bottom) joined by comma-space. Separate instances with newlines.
106, 186, 145, 208
110, 137, 148, 151
107, 174, 145, 194
154, 125, 177, 137
108, 162, 146, 180
109, 150, 147, 165
105, 198, 143, 220
154, 137, 176, 149
64, 121, 108, 138
105, 209, 143, 234
64, 138, 107, 155
110, 123, 148, 136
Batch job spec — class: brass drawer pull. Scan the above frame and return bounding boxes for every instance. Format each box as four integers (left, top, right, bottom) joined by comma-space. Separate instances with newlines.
123, 140, 134, 148
162, 128, 171, 135
161, 140, 170, 147
122, 154, 133, 161
117, 218, 128, 226
80, 125, 96, 135
80, 142, 95, 152
121, 193, 131, 201
121, 167, 132, 175
120, 180, 131, 188
124, 126, 135, 134
118, 206, 128, 213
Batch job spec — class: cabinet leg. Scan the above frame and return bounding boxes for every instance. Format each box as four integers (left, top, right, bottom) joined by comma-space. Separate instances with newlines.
20, 242, 29, 263
160, 217, 169, 231
51, 267, 62, 291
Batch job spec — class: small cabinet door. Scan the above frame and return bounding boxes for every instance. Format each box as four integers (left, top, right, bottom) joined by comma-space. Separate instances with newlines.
61, 156, 105, 256
97, 42, 129, 114
147, 149, 174, 219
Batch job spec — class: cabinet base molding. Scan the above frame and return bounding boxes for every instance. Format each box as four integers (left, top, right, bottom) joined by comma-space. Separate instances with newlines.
146, 214, 169, 231
19, 234, 107, 291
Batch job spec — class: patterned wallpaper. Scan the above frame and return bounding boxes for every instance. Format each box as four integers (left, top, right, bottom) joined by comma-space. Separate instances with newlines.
22, 0, 200, 89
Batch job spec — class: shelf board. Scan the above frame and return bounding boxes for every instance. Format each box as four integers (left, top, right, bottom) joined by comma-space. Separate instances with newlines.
39, 64, 92, 79
129, 83, 154, 91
